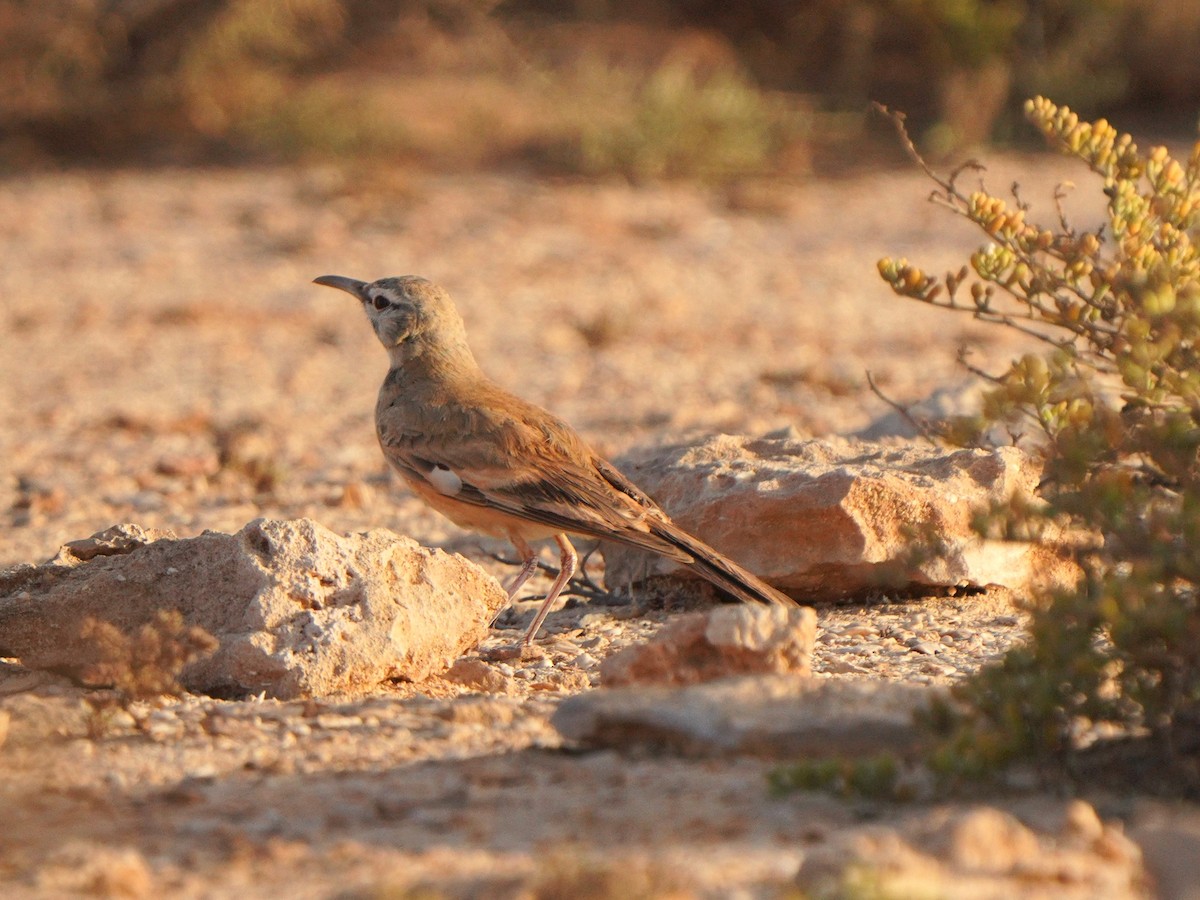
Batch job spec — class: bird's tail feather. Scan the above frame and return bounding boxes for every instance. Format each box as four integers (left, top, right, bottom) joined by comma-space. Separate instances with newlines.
649, 519, 797, 607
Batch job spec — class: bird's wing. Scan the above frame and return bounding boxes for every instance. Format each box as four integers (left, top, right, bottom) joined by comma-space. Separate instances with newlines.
376, 388, 691, 561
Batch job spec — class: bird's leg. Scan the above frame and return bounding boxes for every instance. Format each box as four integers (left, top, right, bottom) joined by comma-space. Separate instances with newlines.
490, 534, 541, 627
521, 533, 577, 645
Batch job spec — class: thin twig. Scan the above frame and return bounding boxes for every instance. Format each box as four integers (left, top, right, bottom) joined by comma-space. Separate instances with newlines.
957, 349, 1004, 384
1053, 182, 1077, 236
865, 371, 940, 446
872, 102, 984, 198
1011, 180, 1031, 212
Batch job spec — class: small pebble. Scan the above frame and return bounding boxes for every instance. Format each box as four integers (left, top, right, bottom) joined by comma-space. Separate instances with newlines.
921, 661, 957, 676
314, 714, 362, 730
842, 624, 878, 638
823, 658, 869, 675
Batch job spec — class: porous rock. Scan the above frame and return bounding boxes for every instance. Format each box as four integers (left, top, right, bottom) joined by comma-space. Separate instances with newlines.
0, 519, 507, 699
600, 604, 816, 685
552, 675, 935, 758
604, 434, 1074, 598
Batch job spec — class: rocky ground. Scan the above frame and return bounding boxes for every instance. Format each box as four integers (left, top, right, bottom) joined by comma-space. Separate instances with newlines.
2, 155, 1197, 897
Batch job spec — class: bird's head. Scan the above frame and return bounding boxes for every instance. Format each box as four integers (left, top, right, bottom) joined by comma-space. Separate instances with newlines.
313, 274, 474, 365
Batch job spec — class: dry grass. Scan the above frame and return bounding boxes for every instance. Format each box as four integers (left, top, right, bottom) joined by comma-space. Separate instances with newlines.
81, 610, 217, 736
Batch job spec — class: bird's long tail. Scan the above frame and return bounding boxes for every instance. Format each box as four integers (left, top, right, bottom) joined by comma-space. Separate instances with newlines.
646, 518, 797, 607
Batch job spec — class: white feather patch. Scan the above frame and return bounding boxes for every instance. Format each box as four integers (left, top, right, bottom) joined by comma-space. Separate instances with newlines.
426, 463, 463, 496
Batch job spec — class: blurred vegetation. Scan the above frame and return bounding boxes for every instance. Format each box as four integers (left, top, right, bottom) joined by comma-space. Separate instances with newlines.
878, 98, 1200, 791
0, 0, 1197, 175
552, 59, 808, 180
81, 609, 217, 736
770, 752, 912, 801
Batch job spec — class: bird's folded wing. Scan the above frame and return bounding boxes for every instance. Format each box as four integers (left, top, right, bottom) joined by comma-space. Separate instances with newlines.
378, 403, 691, 561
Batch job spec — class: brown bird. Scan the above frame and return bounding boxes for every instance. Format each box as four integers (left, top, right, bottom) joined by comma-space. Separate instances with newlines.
314, 274, 797, 644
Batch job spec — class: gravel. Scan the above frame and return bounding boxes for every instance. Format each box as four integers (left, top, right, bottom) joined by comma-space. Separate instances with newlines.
0, 158, 1164, 898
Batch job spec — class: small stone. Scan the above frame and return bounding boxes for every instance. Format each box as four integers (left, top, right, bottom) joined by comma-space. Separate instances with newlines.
479, 645, 524, 663
822, 657, 869, 675
1094, 826, 1141, 864
921, 661, 957, 676
105, 708, 138, 731
51, 524, 179, 565
443, 657, 512, 693
530, 667, 591, 692
90, 848, 154, 898
155, 452, 219, 478
944, 807, 1041, 874
314, 714, 363, 730
842, 623, 879, 638
601, 604, 816, 686
129, 491, 165, 511
147, 717, 181, 742
1061, 799, 1104, 843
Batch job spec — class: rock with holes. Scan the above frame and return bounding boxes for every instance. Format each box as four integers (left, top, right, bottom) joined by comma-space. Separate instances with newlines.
603, 434, 1077, 599
0, 519, 506, 699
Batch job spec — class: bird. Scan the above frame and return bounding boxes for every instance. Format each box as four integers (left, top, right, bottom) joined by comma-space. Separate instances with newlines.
314, 273, 797, 645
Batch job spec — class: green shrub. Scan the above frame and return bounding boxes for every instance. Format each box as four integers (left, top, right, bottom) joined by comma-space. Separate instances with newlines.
878, 98, 1200, 786
770, 753, 909, 801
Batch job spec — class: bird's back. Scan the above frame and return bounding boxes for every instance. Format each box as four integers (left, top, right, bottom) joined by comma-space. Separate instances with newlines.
374, 359, 701, 562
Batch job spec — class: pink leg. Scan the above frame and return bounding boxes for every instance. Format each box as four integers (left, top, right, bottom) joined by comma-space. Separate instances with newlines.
522, 533, 577, 645
490, 534, 541, 627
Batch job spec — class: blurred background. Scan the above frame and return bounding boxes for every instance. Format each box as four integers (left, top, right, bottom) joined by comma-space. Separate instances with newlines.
3, 0, 1199, 177
2, 0, 1198, 566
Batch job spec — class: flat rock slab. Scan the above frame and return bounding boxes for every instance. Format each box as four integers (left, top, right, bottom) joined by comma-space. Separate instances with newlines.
552, 675, 939, 758
604, 434, 1074, 599
0, 518, 506, 699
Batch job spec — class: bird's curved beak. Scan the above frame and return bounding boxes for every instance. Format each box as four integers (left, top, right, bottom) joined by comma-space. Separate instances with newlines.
313, 275, 369, 300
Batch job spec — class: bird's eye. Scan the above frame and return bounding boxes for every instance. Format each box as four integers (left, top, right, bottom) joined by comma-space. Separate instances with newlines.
371, 295, 390, 311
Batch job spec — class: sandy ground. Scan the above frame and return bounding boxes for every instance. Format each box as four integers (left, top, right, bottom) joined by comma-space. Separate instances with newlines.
1, 156, 1190, 897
